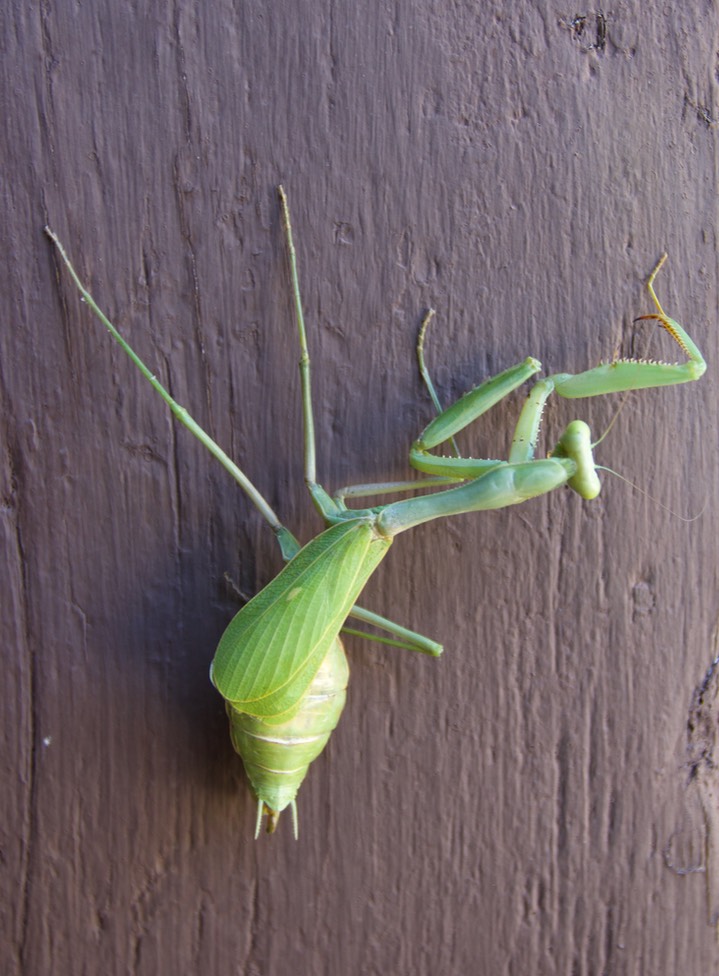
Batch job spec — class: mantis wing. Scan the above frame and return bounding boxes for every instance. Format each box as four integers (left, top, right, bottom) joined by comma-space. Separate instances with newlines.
211, 518, 391, 718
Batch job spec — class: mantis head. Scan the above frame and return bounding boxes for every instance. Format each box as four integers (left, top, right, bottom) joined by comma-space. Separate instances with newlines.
551, 420, 601, 500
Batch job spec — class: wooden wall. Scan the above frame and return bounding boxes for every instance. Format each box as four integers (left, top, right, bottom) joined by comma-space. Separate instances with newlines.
3, 2, 719, 972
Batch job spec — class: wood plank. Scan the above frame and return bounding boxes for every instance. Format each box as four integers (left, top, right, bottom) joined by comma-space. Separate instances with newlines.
3, 1, 718, 971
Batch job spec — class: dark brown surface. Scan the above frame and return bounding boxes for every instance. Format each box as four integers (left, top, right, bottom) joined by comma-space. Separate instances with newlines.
3, 2, 719, 973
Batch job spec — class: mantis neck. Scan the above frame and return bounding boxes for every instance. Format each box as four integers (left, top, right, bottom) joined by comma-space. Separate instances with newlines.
375, 457, 577, 537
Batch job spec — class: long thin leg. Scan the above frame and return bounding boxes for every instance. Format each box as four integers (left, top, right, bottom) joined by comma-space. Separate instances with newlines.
46, 226, 300, 562
277, 186, 340, 521
333, 474, 463, 507
277, 186, 315, 485
343, 605, 442, 656
417, 308, 459, 457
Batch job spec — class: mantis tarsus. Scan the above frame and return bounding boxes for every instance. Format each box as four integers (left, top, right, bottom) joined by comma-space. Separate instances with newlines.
46, 190, 706, 838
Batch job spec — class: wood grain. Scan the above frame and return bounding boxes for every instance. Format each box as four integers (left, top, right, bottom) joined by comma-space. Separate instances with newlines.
3, 1, 719, 972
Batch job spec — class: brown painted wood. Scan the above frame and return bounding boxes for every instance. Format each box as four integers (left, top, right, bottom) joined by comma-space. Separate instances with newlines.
3, 2, 719, 972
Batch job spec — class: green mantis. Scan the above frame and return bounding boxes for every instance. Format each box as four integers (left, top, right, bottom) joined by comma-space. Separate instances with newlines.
46, 191, 706, 838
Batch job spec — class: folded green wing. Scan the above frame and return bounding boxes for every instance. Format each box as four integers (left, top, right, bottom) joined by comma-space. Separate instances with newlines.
211, 518, 391, 717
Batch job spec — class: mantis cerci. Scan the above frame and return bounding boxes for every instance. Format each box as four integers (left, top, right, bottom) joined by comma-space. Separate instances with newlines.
46, 188, 706, 838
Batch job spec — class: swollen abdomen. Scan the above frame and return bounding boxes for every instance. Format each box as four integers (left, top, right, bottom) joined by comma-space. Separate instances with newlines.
226, 638, 350, 816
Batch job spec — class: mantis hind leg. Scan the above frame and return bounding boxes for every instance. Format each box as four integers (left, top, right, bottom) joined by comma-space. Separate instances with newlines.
343, 605, 443, 656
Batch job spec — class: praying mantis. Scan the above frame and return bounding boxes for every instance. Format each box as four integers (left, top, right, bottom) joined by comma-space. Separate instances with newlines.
46, 188, 706, 838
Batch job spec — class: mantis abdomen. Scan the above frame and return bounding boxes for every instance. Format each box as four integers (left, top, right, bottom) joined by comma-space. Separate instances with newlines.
210, 518, 390, 835
226, 637, 350, 836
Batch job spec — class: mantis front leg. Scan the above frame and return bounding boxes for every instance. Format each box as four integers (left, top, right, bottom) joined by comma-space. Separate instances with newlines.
548, 254, 706, 397
331, 325, 544, 504
349, 254, 705, 535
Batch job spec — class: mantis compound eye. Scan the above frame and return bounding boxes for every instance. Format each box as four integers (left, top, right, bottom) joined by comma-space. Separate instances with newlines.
553, 420, 601, 500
